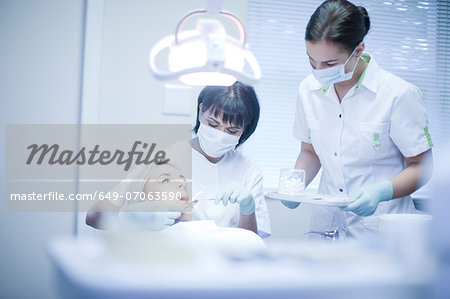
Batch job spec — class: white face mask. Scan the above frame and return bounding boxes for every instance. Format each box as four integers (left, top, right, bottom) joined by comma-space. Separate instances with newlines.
197, 123, 241, 158
312, 47, 358, 85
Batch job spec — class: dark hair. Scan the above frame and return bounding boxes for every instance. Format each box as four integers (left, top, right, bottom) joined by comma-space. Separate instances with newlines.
305, 0, 370, 53
193, 82, 260, 147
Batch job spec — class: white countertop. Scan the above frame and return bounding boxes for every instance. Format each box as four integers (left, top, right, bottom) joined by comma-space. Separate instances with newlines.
48, 231, 433, 299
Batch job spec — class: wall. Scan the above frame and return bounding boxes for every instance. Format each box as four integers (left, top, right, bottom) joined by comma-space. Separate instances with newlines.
0, 0, 86, 298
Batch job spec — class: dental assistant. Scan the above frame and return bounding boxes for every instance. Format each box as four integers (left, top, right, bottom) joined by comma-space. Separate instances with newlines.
283, 0, 433, 239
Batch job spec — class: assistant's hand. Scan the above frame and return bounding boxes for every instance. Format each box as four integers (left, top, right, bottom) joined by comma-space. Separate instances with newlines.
215, 182, 256, 215
281, 200, 301, 209
343, 180, 393, 216
119, 202, 181, 231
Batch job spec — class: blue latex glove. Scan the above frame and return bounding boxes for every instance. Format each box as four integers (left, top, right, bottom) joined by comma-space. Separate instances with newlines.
215, 182, 256, 215
119, 202, 181, 231
343, 180, 393, 216
281, 200, 301, 209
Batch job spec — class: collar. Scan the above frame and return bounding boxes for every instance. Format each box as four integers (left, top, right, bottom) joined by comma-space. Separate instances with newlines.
308, 52, 379, 95
357, 53, 378, 94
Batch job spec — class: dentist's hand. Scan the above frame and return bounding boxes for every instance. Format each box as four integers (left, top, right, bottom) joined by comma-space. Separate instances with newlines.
281, 200, 301, 209
119, 202, 181, 231
343, 180, 393, 216
215, 182, 256, 215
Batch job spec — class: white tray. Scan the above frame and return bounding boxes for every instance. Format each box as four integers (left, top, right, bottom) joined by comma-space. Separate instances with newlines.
267, 191, 350, 207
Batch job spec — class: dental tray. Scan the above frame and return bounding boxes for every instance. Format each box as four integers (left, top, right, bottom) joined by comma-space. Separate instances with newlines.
266, 191, 350, 207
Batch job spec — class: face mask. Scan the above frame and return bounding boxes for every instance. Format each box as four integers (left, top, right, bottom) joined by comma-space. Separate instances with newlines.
312, 47, 358, 85
197, 123, 241, 158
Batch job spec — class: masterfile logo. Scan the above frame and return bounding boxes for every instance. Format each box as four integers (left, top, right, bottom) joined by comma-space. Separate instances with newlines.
26, 141, 170, 171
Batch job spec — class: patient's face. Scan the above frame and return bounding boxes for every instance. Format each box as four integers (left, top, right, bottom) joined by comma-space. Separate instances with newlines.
143, 164, 192, 221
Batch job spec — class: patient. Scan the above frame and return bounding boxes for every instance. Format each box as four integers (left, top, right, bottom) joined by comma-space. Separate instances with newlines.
86, 162, 192, 229
122, 163, 193, 222
88, 164, 267, 255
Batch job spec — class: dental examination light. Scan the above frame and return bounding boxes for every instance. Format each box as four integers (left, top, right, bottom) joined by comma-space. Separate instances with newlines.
148, 0, 261, 86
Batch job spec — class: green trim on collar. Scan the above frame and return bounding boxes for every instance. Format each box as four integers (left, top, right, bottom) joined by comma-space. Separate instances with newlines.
361, 55, 371, 63
321, 84, 330, 95
354, 55, 371, 92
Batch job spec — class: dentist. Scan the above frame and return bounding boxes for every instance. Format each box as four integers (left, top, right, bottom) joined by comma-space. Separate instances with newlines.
189, 82, 271, 237
283, 0, 433, 239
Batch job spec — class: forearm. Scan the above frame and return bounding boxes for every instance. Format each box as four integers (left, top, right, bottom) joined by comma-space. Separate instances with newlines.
346, 150, 433, 217
390, 149, 433, 199
238, 213, 258, 234
295, 143, 321, 187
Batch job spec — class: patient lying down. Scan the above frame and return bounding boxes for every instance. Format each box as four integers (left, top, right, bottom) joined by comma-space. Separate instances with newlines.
118, 163, 194, 230
104, 164, 265, 258
91, 163, 262, 245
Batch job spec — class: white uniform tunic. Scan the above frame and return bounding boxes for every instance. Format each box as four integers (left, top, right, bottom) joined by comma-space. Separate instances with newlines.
293, 54, 433, 239
192, 147, 272, 238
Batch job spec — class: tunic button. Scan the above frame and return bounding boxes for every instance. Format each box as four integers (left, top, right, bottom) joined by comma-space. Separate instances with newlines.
334, 152, 338, 156
339, 114, 342, 118
339, 188, 343, 192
